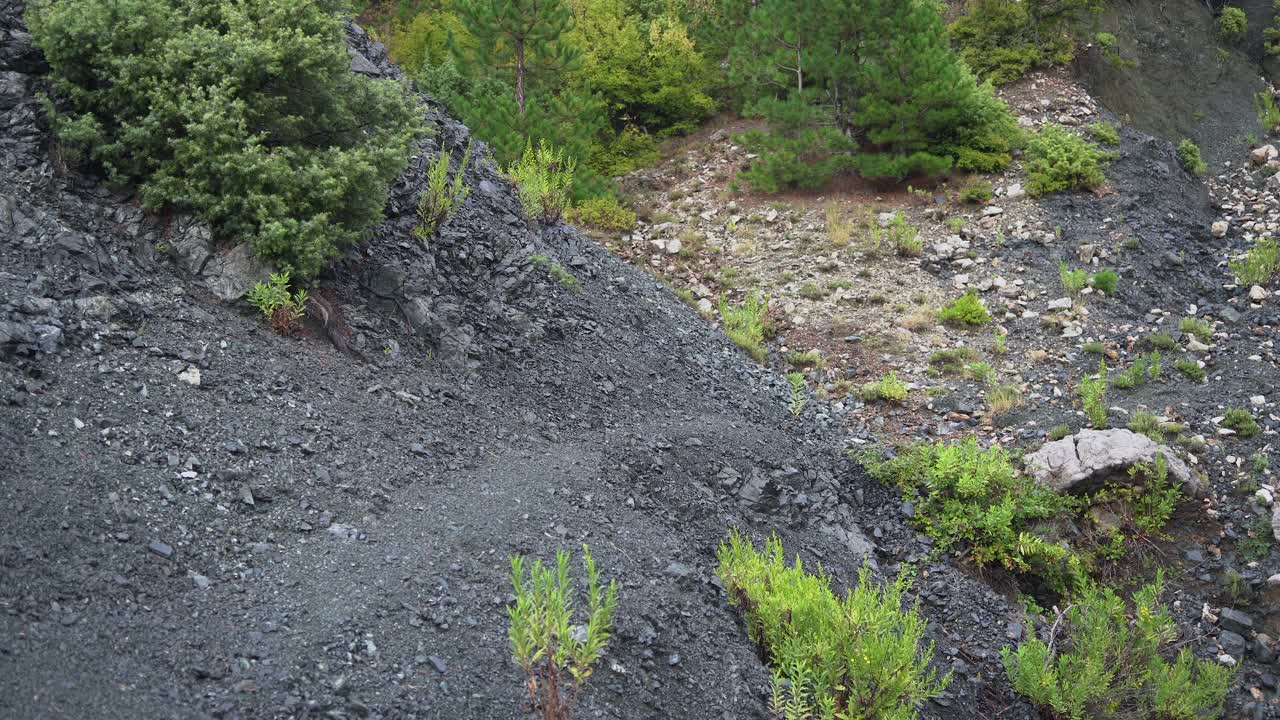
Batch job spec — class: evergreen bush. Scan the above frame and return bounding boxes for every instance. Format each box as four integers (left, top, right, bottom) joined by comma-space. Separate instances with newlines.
1025, 126, 1109, 196
28, 0, 418, 277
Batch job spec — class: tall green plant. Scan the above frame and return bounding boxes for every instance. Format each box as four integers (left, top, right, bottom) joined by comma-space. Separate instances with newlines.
508, 140, 576, 224
509, 545, 618, 720
415, 142, 473, 241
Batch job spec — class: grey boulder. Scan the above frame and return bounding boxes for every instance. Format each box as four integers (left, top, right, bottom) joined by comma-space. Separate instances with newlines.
1024, 429, 1200, 496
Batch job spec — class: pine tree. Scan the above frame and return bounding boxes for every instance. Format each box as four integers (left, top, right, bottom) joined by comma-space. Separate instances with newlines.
729, 0, 1019, 189
455, 0, 579, 119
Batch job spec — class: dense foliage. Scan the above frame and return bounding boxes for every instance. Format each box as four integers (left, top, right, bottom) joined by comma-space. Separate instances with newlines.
29, 0, 419, 277
950, 0, 1103, 85
730, 0, 1020, 190
717, 532, 949, 720
1003, 574, 1232, 720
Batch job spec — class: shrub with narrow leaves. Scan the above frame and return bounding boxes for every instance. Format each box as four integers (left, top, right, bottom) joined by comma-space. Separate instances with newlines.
1003, 573, 1231, 720
508, 139, 577, 224
509, 545, 618, 720
415, 142, 472, 241
717, 531, 949, 720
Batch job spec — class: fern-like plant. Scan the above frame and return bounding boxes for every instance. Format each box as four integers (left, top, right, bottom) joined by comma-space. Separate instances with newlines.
508, 545, 618, 720
414, 141, 472, 241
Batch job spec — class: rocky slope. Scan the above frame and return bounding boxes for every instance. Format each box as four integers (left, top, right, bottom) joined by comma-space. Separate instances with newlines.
0, 4, 1036, 720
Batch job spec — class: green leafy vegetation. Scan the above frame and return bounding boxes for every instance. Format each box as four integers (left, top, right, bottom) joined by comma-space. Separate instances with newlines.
959, 178, 994, 203
1049, 424, 1073, 441
887, 212, 924, 257
1083, 341, 1105, 355
1079, 361, 1108, 429
1178, 316, 1213, 343
1223, 407, 1261, 438
787, 350, 823, 369
28, 0, 418, 277
1238, 514, 1274, 563
1002, 573, 1231, 720
1059, 261, 1088, 299
1219, 6, 1248, 42
1025, 126, 1109, 196
1230, 237, 1280, 287
415, 143, 472, 241
1256, 90, 1280, 132
509, 545, 618, 720
865, 439, 1085, 590
509, 140, 576, 224
1128, 412, 1164, 442
992, 329, 1009, 356
717, 531, 949, 720
929, 348, 981, 375
1147, 332, 1177, 351
565, 195, 636, 232
949, 0, 1103, 85
1090, 269, 1119, 295
862, 372, 909, 403
939, 291, 992, 327
247, 272, 309, 335
1175, 358, 1206, 382
965, 361, 995, 383
1087, 121, 1120, 145
787, 373, 808, 416
1110, 352, 1161, 389
732, 0, 1019, 190
530, 254, 582, 292
719, 292, 769, 363
987, 383, 1024, 418
1176, 139, 1207, 177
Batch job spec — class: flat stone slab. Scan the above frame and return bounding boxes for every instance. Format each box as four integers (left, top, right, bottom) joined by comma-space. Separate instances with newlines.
1024, 428, 1200, 496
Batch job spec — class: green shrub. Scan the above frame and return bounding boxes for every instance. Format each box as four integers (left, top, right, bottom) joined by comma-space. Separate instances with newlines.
1176, 139, 1207, 176
949, 0, 1100, 85
1147, 332, 1177, 351
1079, 361, 1108, 429
415, 142, 472, 241
1230, 237, 1280, 286
1025, 126, 1109, 196
587, 126, 661, 177
27, 0, 418, 278
929, 347, 981, 375
1059, 261, 1089, 298
246, 272, 309, 334
1126, 454, 1182, 535
965, 361, 995, 383
1179, 316, 1213, 343
1002, 573, 1231, 720
862, 372, 909, 403
1175, 358, 1206, 382
992, 329, 1009, 355
1223, 407, 1261, 438
866, 439, 1084, 589
1219, 6, 1248, 42
1090, 269, 1119, 294
1258, 90, 1280, 131
786, 373, 808, 416
888, 212, 923, 257
717, 532, 950, 719
987, 383, 1024, 417
1239, 513, 1274, 563
719, 293, 770, 363
787, 350, 823, 368
530, 255, 582, 293
1082, 341, 1105, 355
1111, 352, 1161, 389
565, 195, 637, 232
508, 140, 577, 224
1087, 121, 1120, 145
959, 178, 994, 203
939, 291, 992, 326
509, 545, 618, 720
1049, 423, 1073, 441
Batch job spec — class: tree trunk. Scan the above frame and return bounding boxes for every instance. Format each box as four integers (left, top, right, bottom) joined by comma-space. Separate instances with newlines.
516, 38, 527, 119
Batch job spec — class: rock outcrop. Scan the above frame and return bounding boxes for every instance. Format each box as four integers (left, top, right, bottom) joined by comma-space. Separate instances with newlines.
1024, 428, 1201, 496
